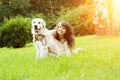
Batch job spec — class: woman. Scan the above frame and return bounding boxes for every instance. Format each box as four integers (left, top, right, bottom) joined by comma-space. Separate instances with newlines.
52, 21, 75, 56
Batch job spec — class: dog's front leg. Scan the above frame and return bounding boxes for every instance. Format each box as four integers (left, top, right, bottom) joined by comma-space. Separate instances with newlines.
40, 46, 48, 58
34, 42, 40, 59
36, 47, 40, 59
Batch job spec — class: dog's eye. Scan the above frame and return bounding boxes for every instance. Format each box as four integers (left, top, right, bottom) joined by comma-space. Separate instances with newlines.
33, 21, 35, 23
38, 22, 40, 24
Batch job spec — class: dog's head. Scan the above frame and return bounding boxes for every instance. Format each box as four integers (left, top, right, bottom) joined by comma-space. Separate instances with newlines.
31, 18, 46, 34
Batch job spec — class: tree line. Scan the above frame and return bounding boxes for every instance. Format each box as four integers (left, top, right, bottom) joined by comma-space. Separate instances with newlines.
0, 0, 86, 22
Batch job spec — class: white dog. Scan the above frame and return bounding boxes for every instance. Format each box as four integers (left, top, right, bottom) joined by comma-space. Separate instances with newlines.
31, 18, 64, 58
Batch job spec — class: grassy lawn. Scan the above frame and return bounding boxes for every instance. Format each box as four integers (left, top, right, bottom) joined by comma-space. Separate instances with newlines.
0, 35, 120, 80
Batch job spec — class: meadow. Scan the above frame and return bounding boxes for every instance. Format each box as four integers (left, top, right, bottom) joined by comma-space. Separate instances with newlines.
0, 35, 120, 80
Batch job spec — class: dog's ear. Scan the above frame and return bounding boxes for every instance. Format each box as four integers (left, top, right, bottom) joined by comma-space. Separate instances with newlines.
42, 19, 46, 28
31, 20, 34, 34
31, 28, 35, 34
31, 19, 34, 24
31, 19, 35, 28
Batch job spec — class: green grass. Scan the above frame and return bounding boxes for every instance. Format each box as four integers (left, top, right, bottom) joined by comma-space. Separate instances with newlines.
0, 35, 120, 80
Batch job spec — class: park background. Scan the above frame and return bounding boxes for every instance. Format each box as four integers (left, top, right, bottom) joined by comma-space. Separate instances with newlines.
0, 0, 120, 80
0, 0, 120, 48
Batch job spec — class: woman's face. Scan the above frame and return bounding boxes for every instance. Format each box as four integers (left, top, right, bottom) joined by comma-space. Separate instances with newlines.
57, 24, 66, 35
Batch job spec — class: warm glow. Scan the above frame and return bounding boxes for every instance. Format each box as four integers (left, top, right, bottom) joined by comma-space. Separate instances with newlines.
113, 0, 120, 8
115, 0, 120, 4
93, 0, 120, 35
112, 0, 120, 21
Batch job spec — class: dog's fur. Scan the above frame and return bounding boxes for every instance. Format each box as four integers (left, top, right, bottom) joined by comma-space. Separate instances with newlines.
31, 18, 65, 58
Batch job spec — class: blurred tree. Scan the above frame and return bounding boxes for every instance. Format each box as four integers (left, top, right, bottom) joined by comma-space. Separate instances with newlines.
62, 0, 86, 7
0, 0, 31, 23
29, 0, 86, 16
0, 2, 4, 22
2, 0, 12, 19
0, 0, 1, 4
10, 0, 31, 16
0, 0, 87, 22
30, 0, 60, 16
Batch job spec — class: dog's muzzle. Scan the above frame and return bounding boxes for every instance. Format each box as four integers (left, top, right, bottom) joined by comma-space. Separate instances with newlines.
34, 25, 40, 32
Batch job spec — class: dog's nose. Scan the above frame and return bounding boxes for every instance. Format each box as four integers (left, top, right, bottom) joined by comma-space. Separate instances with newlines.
34, 25, 37, 29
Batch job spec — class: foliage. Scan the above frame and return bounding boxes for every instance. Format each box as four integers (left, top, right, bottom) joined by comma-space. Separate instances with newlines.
60, 0, 86, 7
1, 0, 11, 19
10, 0, 31, 16
30, 13, 46, 20
0, 16, 32, 48
57, 4, 95, 36
0, 5, 4, 22
29, 0, 61, 16
45, 15, 59, 29
0, 0, 31, 22
0, 36, 120, 80
29, 0, 86, 16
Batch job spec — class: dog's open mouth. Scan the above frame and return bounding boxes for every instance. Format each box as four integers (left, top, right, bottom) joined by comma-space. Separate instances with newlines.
35, 29, 40, 32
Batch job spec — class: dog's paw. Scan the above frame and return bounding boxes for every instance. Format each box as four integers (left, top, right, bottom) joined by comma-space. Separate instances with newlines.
74, 48, 83, 54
